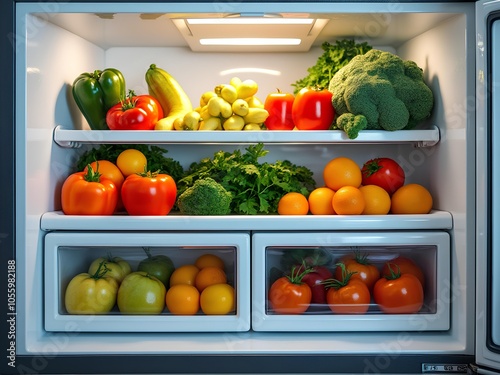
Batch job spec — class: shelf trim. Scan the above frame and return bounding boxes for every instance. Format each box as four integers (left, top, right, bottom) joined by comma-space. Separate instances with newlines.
40, 210, 453, 232
53, 125, 440, 148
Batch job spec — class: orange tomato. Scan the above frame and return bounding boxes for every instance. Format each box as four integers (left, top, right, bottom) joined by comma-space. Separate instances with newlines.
335, 253, 380, 292
332, 186, 365, 215
61, 168, 118, 215
359, 184, 391, 215
194, 267, 227, 292
326, 279, 370, 314
390, 184, 433, 214
85, 160, 124, 212
381, 256, 425, 289
195, 254, 225, 270
277, 192, 309, 215
169, 265, 200, 287
323, 157, 362, 191
165, 284, 200, 315
373, 273, 424, 314
308, 187, 336, 215
200, 283, 235, 315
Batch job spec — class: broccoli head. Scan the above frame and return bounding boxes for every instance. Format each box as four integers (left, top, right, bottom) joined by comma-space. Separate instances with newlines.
328, 49, 434, 139
177, 177, 232, 215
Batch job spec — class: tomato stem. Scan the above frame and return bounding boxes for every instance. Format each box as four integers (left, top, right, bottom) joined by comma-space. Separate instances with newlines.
384, 263, 402, 280
90, 260, 110, 280
286, 262, 314, 284
322, 262, 357, 290
83, 163, 102, 183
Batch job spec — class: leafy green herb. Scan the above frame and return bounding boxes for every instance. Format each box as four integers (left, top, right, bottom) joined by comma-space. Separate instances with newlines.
75, 144, 184, 182
292, 39, 372, 94
177, 143, 316, 215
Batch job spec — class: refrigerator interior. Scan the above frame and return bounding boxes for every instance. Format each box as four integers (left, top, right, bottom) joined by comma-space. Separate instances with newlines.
15, 1, 476, 360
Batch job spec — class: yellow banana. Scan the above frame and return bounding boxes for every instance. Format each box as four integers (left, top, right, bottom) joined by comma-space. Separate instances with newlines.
145, 64, 193, 131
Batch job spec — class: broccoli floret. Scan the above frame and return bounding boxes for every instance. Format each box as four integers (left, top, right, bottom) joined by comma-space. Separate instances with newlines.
336, 113, 368, 140
177, 178, 232, 215
328, 49, 434, 139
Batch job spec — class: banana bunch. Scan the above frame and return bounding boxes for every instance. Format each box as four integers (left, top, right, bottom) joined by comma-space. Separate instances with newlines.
174, 77, 269, 131
145, 64, 193, 131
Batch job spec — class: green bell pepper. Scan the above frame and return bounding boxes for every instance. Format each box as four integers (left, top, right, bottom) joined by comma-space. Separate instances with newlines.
72, 68, 126, 130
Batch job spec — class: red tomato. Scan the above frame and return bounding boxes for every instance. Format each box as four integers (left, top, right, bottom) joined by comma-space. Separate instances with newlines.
373, 272, 424, 314
121, 171, 177, 215
61, 166, 118, 215
268, 267, 312, 314
291, 87, 335, 130
361, 157, 405, 195
381, 256, 425, 289
264, 89, 295, 130
326, 279, 370, 314
107, 93, 163, 131
335, 253, 380, 292
300, 265, 333, 304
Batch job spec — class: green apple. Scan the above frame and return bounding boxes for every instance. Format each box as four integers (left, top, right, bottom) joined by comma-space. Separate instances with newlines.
137, 248, 175, 287
117, 271, 166, 314
88, 254, 131, 283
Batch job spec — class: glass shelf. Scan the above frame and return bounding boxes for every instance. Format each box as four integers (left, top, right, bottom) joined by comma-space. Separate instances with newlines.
40, 210, 452, 232
53, 125, 440, 148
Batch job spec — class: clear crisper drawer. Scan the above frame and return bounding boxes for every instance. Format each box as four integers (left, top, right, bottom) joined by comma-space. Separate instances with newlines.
252, 231, 450, 332
44, 231, 250, 332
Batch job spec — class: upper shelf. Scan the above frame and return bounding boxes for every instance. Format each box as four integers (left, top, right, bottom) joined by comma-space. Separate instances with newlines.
40, 210, 452, 232
53, 125, 440, 148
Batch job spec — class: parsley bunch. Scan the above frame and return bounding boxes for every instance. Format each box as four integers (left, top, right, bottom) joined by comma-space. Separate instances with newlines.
177, 143, 316, 215
292, 39, 372, 94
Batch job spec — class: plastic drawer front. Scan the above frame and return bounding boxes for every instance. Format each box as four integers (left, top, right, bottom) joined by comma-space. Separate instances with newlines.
252, 231, 450, 332
44, 231, 250, 332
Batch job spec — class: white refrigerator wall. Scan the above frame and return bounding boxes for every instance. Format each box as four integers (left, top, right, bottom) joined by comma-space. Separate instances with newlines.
16, 3, 475, 356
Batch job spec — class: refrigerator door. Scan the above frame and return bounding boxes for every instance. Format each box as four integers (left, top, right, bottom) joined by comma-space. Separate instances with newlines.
476, 0, 500, 373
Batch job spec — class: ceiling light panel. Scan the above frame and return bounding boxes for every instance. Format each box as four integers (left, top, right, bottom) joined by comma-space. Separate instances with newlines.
172, 17, 329, 52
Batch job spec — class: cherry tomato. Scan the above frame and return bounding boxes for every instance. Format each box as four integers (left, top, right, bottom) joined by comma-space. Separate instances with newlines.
335, 252, 380, 292
121, 171, 177, 215
361, 157, 405, 195
373, 268, 424, 314
291, 87, 335, 130
61, 165, 118, 215
381, 256, 425, 289
107, 92, 163, 131
324, 263, 370, 314
268, 266, 312, 314
264, 89, 295, 130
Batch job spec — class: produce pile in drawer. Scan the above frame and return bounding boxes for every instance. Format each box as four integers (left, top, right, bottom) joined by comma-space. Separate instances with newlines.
64, 143, 434, 216
266, 247, 434, 315
63, 248, 236, 316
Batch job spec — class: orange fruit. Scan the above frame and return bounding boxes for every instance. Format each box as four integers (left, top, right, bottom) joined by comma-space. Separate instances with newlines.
359, 185, 391, 215
308, 187, 336, 215
195, 254, 225, 270
332, 186, 365, 215
323, 157, 362, 191
200, 283, 235, 315
390, 184, 433, 214
194, 266, 227, 292
169, 264, 200, 287
165, 284, 200, 315
277, 192, 309, 215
